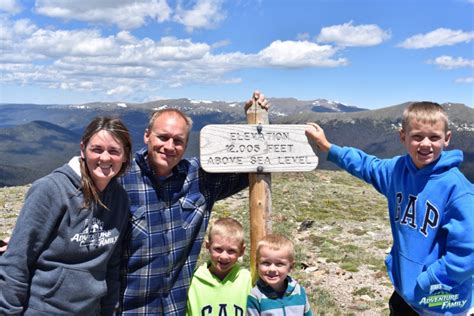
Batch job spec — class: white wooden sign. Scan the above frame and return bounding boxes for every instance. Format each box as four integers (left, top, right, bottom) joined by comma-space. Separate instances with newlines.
200, 124, 318, 173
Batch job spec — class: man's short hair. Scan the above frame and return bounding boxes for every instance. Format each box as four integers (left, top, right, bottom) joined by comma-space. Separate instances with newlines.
147, 108, 193, 136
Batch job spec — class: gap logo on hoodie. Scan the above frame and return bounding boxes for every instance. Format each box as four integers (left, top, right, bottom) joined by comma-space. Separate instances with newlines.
200, 304, 244, 315
70, 217, 118, 248
395, 193, 440, 237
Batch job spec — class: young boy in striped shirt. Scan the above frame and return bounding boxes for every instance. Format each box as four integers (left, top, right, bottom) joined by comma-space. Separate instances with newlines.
247, 234, 313, 316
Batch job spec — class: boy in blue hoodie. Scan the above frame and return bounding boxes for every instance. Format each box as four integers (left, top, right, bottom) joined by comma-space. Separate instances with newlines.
305, 101, 473, 316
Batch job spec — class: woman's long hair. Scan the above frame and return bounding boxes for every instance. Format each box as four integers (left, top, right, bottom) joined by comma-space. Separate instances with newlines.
79, 117, 132, 209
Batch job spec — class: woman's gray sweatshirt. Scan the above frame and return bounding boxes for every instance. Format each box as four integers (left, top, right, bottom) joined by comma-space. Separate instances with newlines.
0, 157, 130, 315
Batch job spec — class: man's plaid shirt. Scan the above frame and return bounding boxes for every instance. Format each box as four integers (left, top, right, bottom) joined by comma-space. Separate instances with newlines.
118, 148, 248, 315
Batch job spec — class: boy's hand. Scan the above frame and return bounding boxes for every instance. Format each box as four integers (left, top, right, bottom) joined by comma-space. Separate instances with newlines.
305, 122, 332, 153
244, 90, 270, 112
0, 237, 10, 255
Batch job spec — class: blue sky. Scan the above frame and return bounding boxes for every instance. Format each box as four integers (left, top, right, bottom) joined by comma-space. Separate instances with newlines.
0, 0, 472, 109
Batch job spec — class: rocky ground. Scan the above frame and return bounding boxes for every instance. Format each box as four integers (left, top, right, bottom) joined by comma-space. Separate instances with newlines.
1, 185, 28, 240
1, 170, 393, 315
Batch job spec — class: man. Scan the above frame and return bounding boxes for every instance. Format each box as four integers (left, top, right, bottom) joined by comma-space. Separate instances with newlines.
118, 91, 268, 315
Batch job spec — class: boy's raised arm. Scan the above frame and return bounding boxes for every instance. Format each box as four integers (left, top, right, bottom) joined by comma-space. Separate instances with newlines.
305, 122, 332, 153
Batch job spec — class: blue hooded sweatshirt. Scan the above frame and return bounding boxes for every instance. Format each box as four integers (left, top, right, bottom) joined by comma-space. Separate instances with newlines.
328, 146, 474, 315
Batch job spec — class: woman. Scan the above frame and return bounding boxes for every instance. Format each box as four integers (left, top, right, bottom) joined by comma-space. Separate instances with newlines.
0, 117, 132, 315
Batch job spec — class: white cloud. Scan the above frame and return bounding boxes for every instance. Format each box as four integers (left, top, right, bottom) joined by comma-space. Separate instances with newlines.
0, 18, 13, 41
143, 95, 168, 102
296, 32, 310, 41
0, 18, 41, 62
0, 63, 63, 85
0, 53, 34, 63
24, 29, 117, 57
0, 18, 350, 100
107, 85, 134, 96
34, 0, 172, 29
211, 39, 231, 49
258, 40, 348, 67
0, 0, 22, 14
173, 0, 226, 32
430, 55, 474, 69
152, 36, 210, 60
454, 77, 474, 84
398, 28, 474, 49
78, 81, 95, 89
115, 31, 136, 44
13, 19, 38, 36
316, 21, 391, 47
33, 0, 227, 31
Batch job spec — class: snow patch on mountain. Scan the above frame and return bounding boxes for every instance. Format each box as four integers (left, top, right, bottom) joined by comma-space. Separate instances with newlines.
190, 99, 213, 104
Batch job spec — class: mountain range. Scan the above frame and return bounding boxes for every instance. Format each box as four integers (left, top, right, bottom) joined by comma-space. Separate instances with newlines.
0, 98, 472, 186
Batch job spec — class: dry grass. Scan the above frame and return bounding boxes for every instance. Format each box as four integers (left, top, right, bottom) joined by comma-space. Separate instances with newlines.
0, 185, 28, 239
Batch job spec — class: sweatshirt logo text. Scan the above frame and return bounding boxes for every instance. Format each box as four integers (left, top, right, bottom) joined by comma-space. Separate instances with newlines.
200, 304, 244, 316
70, 218, 118, 247
395, 193, 440, 237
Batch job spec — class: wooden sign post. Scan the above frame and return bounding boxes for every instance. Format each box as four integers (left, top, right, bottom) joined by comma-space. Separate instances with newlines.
246, 103, 270, 285
200, 107, 318, 283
